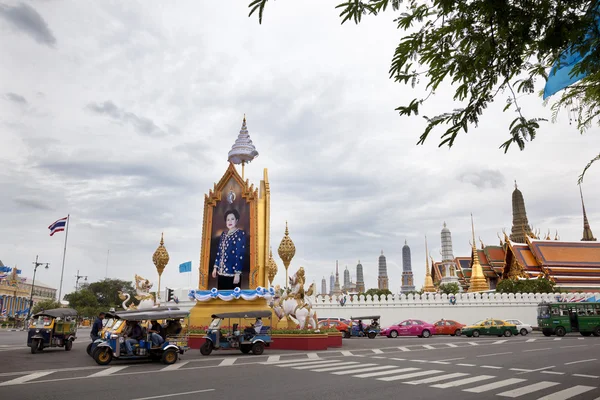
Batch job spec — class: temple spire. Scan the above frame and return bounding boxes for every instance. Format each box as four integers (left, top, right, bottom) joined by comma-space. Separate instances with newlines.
468, 214, 489, 292
510, 182, 534, 243
228, 115, 259, 179
422, 235, 436, 292
580, 185, 596, 241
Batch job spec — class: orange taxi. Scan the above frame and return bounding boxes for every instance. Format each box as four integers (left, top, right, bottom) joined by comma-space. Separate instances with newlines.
432, 319, 465, 336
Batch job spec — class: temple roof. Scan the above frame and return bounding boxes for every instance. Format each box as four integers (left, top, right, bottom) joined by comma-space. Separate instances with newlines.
528, 240, 600, 267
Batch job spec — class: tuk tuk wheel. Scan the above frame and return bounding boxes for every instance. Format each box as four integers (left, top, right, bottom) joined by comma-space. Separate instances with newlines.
86, 343, 93, 356
240, 344, 252, 354
65, 340, 73, 351
161, 349, 178, 365
93, 348, 113, 366
343, 330, 351, 339
200, 341, 213, 356
30, 339, 41, 354
251, 342, 265, 355
368, 332, 376, 339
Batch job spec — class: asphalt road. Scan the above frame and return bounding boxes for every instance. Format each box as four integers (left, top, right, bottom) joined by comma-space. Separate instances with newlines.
1, 329, 599, 400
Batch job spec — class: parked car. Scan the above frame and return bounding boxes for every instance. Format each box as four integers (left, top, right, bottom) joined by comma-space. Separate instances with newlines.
317, 319, 350, 333
432, 319, 465, 336
504, 319, 533, 336
461, 318, 519, 337
380, 319, 435, 338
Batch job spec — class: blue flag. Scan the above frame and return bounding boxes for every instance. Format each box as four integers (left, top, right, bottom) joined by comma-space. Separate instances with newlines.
179, 261, 192, 273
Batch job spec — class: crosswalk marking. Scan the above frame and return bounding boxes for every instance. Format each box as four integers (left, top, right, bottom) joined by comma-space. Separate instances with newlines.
398, 347, 411, 351
341, 351, 353, 356
293, 362, 341, 370
333, 365, 397, 376
446, 343, 458, 348
572, 374, 599, 378
310, 362, 367, 372
266, 355, 280, 362
307, 353, 319, 359
218, 358, 236, 366
276, 360, 333, 368
88, 366, 128, 378
423, 345, 435, 349
553, 338, 562, 341
467, 342, 479, 346
431, 375, 495, 388
537, 385, 596, 400
372, 349, 384, 354
161, 361, 189, 371
353, 367, 419, 379
404, 372, 468, 385
0, 371, 54, 386
526, 339, 537, 343
492, 340, 508, 344
463, 378, 527, 393
377, 370, 443, 382
497, 381, 560, 397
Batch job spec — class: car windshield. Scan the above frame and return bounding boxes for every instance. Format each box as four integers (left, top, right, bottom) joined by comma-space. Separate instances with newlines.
472, 320, 484, 325
35, 316, 52, 328
112, 320, 124, 331
537, 305, 551, 319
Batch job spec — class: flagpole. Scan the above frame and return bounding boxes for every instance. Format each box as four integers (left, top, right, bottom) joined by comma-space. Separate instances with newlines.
57, 214, 70, 302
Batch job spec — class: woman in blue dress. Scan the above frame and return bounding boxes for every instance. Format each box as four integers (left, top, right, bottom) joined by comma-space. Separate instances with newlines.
212, 209, 248, 290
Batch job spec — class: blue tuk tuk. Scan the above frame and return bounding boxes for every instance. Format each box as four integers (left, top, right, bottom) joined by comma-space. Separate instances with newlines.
346, 315, 380, 339
92, 308, 189, 365
200, 310, 272, 356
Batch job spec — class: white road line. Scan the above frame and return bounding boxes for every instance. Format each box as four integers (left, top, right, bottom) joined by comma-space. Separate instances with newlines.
553, 338, 562, 341
431, 375, 495, 388
333, 365, 397, 376
573, 374, 599, 378
481, 365, 503, 369
131, 389, 215, 400
467, 342, 479, 346
541, 371, 565, 375
497, 381, 560, 397
0, 371, 54, 386
266, 355, 280, 362
578, 338, 585, 340
477, 352, 512, 358
372, 349, 384, 354
161, 362, 189, 371
341, 351, 353, 356
524, 348, 552, 352
218, 358, 237, 366
561, 345, 586, 349
88, 367, 129, 378
526, 339, 537, 343
537, 385, 596, 400
276, 360, 335, 368
372, 356, 386, 359
410, 359, 428, 363
391, 358, 406, 361
404, 372, 468, 385
422, 345, 435, 350
456, 363, 476, 367
492, 340, 508, 344
398, 347, 411, 351
353, 367, 419, 378
266, 358, 325, 365
293, 362, 341, 370
378, 370, 443, 382
565, 358, 597, 365
307, 353, 319, 359
510, 368, 532, 372
446, 343, 458, 348
463, 378, 527, 393
438, 357, 464, 362
430, 361, 450, 365
310, 362, 366, 372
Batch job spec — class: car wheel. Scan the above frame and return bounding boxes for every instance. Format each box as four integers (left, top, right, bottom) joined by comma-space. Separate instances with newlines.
454, 329, 461, 336
252, 342, 265, 355
368, 332, 376, 339
593, 326, 600, 337
161, 349, 178, 365
542, 330, 552, 337
581, 332, 592, 337
343, 330, 351, 339
240, 344, 252, 354
520, 328, 528, 336
30, 339, 40, 354
93, 348, 113, 365
65, 340, 73, 351
555, 326, 566, 337
390, 330, 398, 338
200, 341, 213, 356
421, 330, 431, 338
86, 343, 93, 356
504, 330, 513, 337
472, 330, 480, 337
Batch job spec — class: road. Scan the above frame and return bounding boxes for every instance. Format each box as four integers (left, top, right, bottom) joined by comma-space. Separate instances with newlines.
1, 329, 599, 400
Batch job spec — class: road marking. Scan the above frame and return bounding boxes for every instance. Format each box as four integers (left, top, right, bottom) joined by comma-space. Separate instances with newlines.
430, 361, 450, 365
492, 340, 508, 344
553, 338, 562, 341
266, 358, 325, 365
353, 367, 419, 378
524, 347, 551, 352
565, 358, 597, 365
404, 372, 468, 385
218, 358, 236, 366
431, 375, 495, 388
267, 355, 280, 362
561, 345, 586, 349
372, 349, 384, 354
131, 389, 215, 400
578, 337, 585, 340
307, 352, 319, 359
526, 339, 537, 343
377, 370, 443, 382
341, 351, 353, 356
88, 366, 129, 378
497, 381, 560, 397
438, 357, 464, 362
397, 347, 411, 351
463, 378, 527, 393
0, 371, 54, 386
446, 343, 458, 348
477, 352, 512, 358
410, 359, 428, 363
510, 368, 531, 372
310, 362, 366, 372
161, 362, 189, 371
481, 365, 503, 369
573, 374, 599, 378
333, 365, 397, 375
537, 385, 596, 400
456, 363, 476, 367
293, 362, 342, 370
372, 356, 386, 359
276, 360, 334, 368
422, 345, 435, 350
541, 371, 565, 375
0, 366, 104, 378
467, 342, 479, 346
391, 358, 406, 361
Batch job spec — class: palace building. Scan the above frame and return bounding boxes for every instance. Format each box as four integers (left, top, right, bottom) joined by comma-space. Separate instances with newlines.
0, 260, 57, 318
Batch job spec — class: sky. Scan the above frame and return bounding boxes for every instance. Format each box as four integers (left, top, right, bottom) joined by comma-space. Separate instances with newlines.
1, 0, 599, 298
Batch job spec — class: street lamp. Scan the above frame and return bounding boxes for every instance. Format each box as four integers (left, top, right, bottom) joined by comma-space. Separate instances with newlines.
75, 270, 88, 292
25, 255, 49, 325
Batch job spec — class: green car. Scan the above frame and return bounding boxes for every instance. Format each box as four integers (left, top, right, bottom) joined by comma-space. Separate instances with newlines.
461, 318, 519, 337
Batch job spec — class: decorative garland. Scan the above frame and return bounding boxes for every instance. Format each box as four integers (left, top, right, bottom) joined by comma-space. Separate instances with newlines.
188, 286, 275, 302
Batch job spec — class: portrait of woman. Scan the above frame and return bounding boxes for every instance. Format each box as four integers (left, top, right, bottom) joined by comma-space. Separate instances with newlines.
211, 209, 248, 290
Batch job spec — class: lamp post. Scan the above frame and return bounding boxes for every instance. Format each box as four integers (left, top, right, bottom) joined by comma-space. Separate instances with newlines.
75, 270, 88, 292
25, 255, 49, 326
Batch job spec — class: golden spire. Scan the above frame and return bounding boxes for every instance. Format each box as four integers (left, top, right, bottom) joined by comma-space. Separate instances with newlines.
468, 214, 489, 292
152, 232, 170, 304
580, 185, 596, 241
422, 235, 436, 292
267, 247, 278, 286
278, 221, 296, 288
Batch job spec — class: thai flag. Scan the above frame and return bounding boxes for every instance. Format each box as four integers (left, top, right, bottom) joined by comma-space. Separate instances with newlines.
48, 217, 68, 236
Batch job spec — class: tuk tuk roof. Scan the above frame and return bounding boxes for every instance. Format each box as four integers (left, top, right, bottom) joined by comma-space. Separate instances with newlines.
211, 311, 272, 319
105, 306, 180, 318
350, 315, 380, 320
116, 309, 189, 321
32, 308, 78, 319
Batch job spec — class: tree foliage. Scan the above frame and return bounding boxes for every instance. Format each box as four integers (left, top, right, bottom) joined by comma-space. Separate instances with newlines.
438, 282, 461, 295
364, 288, 393, 298
63, 278, 139, 317
31, 299, 62, 315
496, 277, 557, 294
249, 0, 600, 179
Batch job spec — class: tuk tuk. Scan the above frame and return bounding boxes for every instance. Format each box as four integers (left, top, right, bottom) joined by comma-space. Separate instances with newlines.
344, 315, 381, 339
91, 308, 189, 366
200, 310, 272, 356
28, 308, 78, 353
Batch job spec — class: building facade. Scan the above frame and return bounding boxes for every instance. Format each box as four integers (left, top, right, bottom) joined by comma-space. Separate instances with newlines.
0, 261, 57, 318
378, 251, 389, 290
400, 241, 415, 293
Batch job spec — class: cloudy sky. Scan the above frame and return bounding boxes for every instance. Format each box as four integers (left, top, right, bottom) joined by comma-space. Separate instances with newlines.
1, 0, 599, 298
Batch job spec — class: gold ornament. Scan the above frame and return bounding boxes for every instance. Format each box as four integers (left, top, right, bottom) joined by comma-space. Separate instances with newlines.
152, 233, 170, 303
278, 221, 296, 289
267, 248, 278, 286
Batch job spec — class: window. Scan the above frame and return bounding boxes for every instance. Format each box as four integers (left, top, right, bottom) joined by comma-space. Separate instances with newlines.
400, 321, 410, 326
484, 321, 492, 327
494, 320, 504, 325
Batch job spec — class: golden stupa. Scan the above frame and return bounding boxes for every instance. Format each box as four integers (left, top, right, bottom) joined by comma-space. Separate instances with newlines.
422, 236, 436, 293
468, 214, 490, 292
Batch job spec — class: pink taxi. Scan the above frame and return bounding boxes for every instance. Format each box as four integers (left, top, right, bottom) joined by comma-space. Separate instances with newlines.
380, 319, 436, 338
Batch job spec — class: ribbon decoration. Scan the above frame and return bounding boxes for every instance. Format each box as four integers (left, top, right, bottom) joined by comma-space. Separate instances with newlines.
188, 286, 276, 302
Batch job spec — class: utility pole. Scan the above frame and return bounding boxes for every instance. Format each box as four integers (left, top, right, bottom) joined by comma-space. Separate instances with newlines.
25, 255, 49, 326
75, 270, 88, 292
